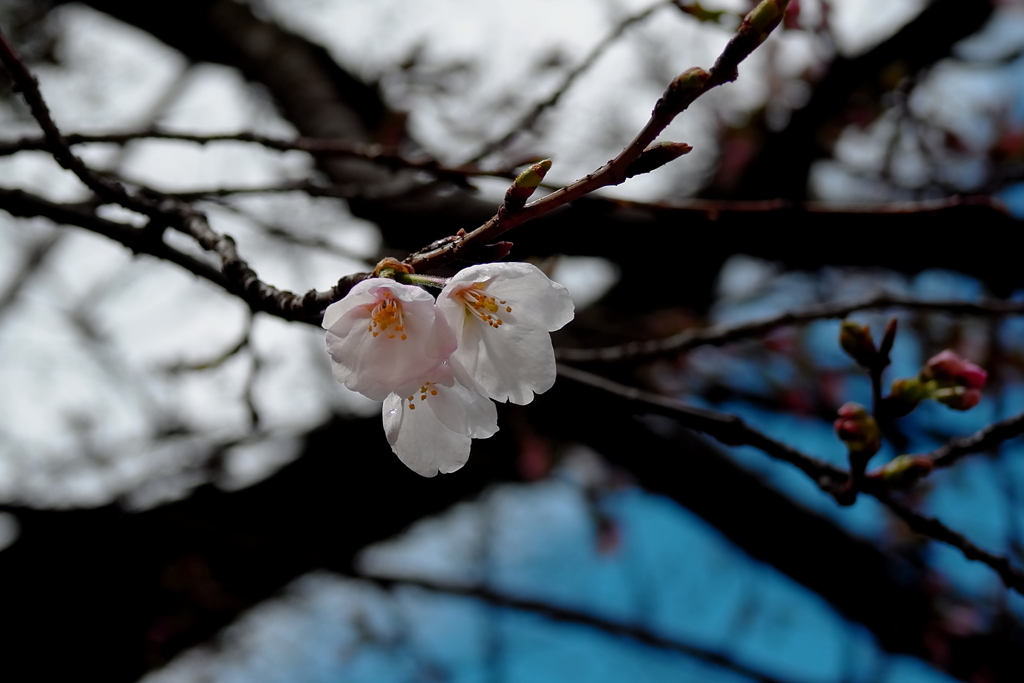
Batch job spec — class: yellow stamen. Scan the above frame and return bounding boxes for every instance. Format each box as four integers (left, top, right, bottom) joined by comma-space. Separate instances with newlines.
456, 283, 512, 329
365, 291, 408, 340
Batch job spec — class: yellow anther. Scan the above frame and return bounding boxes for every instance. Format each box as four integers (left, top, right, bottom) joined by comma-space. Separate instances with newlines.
366, 290, 407, 340
430, 390, 438, 395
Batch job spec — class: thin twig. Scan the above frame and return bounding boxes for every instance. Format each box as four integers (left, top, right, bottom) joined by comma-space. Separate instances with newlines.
0, 130, 518, 182
403, 0, 793, 273
555, 293, 1024, 363
556, 362, 846, 488
466, 0, 672, 163
0, 232, 62, 321
927, 410, 1024, 469
0, 28, 367, 323
361, 573, 794, 683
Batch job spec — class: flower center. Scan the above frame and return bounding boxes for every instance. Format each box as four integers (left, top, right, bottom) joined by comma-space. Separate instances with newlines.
456, 283, 512, 329
366, 291, 407, 340
406, 383, 439, 409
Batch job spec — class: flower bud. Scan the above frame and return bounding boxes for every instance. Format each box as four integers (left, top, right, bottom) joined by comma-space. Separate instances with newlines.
833, 402, 881, 457
884, 377, 927, 417
871, 454, 934, 489
922, 350, 987, 390
920, 350, 987, 411
933, 386, 982, 411
504, 159, 552, 212
839, 320, 876, 367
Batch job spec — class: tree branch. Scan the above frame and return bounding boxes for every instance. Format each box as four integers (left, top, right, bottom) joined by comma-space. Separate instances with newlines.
0, 130, 521, 183
466, 0, 673, 163
402, 0, 793, 273
556, 363, 1024, 595
557, 292, 1024, 362
363, 574, 793, 683
927, 411, 1024, 469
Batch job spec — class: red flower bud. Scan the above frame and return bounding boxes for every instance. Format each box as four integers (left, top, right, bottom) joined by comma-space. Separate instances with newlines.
923, 350, 987, 389
920, 350, 987, 410
833, 402, 881, 456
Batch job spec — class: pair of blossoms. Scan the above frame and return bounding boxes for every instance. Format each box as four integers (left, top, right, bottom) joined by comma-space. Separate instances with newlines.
322, 262, 574, 477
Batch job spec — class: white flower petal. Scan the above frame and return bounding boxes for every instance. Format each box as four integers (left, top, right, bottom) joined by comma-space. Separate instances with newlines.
445, 262, 574, 331
382, 392, 473, 477
437, 262, 573, 404
426, 375, 499, 439
449, 317, 556, 405
323, 279, 456, 400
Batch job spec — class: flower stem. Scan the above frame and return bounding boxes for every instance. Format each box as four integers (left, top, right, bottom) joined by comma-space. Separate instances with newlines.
391, 271, 450, 289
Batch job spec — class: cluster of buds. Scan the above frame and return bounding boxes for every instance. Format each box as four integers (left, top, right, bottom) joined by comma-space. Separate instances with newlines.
922, 350, 988, 410
888, 350, 988, 414
833, 402, 881, 458
839, 318, 897, 370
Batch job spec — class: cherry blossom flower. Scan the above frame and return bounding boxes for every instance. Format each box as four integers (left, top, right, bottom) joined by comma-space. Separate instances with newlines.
382, 364, 498, 477
322, 278, 457, 401
436, 262, 574, 405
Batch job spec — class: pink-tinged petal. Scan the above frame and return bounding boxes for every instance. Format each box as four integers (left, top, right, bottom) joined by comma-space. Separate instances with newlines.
324, 279, 455, 400
382, 392, 473, 477
442, 262, 574, 331
437, 262, 573, 405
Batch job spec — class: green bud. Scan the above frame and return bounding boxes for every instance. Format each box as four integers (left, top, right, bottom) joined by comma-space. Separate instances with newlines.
504, 159, 552, 212
673, 1, 729, 24
875, 454, 934, 489
672, 67, 710, 95
514, 158, 551, 190
745, 0, 784, 35
625, 141, 693, 178
839, 320, 876, 367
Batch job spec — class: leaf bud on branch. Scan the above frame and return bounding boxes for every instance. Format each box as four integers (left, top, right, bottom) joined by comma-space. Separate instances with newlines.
624, 141, 693, 178
867, 454, 935, 490
671, 1, 731, 24
503, 159, 552, 213
838, 320, 876, 367
658, 67, 711, 115
742, 0, 788, 43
